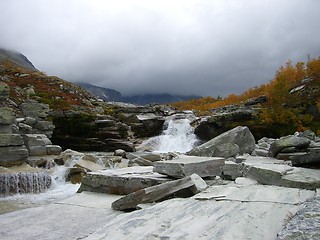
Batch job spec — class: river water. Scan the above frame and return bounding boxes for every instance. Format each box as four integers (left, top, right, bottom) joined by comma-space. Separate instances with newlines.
138, 113, 199, 153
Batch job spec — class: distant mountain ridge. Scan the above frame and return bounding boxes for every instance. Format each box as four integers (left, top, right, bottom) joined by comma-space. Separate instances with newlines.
122, 93, 202, 105
0, 48, 37, 71
76, 82, 202, 105
75, 82, 122, 102
0, 47, 201, 105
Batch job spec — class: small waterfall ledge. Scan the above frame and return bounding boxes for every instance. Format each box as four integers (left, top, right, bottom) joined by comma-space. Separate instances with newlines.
0, 165, 52, 196
138, 113, 199, 153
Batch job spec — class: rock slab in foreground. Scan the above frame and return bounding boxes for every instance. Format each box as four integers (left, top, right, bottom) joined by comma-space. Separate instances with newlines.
112, 173, 207, 211
153, 156, 225, 178
188, 126, 255, 157
77, 166, 169, 194
86, 184, 314, 240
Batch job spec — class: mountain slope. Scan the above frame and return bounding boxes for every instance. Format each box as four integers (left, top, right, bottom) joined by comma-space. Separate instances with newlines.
123, 93, 202, 105
0, 48, 37, 71
75, 82, 122, 102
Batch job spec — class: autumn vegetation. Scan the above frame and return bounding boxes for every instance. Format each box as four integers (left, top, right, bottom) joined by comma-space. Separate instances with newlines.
172, 57, 320, 136
0, 60, 94, 110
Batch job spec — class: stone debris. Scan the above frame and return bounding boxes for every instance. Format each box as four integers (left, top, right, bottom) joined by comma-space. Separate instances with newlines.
112, 173, 207, 211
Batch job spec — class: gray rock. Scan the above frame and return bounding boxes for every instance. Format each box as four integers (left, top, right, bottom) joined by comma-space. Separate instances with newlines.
299, 129, 316, 141
114, 149, 126, 158
46, 145, 62, 155
0, 146, 28, 167
153, 155, 225, 178
112, 173, 207, 211
241, 156, 320, 190
129, 157, 154, 166
24, 116, 36, 126
18, 122, 33, 132
277, 196, 320, 240
28, 146, 47, 156
34, 121, 55, 131
213, 142, 240, 158
0, 107, 15, 125
268, 136, 311, 157
127, 152, 162, 162
0, 125, 13, 134
74, 159, 105, 172
0, 81, 9, 100
254, 148, 269, 157
290, 148, 320, 166
19, 102, 50, 119
78, 166, 169, 194
188, 126, 255, 157
0, 134, 24, 146
23, 134, 52, 148
221, 160, 242, 180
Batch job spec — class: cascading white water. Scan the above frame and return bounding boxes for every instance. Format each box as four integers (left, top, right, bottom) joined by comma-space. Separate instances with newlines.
138, 113, 198, 153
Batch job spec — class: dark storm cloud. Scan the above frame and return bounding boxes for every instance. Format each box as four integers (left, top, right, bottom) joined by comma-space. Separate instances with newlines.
1, 0, 320, 97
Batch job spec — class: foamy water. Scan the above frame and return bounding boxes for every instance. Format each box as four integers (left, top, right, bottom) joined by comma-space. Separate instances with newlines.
0, 166, 80, 215
138, 114, 199, 153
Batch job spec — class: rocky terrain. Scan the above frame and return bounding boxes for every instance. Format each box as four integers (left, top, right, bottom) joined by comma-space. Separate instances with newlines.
1, 49, 320, 239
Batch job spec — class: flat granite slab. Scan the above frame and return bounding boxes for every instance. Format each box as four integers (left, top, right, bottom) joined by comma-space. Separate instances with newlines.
242, 156, 320, 190
153, 155, 225, 178
85, 183, 316, 240
78, 166, 170, 195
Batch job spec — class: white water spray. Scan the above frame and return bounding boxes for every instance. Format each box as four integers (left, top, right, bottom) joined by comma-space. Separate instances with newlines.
138, 114, 198, 153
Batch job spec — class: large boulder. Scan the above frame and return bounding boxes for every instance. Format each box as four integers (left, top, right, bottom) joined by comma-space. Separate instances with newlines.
188, 126, 255, 157
268, 135, 311, 158
0, 107, 15, 126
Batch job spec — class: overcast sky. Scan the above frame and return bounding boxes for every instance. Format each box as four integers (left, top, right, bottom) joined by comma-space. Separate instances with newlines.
1, 0, 320, 97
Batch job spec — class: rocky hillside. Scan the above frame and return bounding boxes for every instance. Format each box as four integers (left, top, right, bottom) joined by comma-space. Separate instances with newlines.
0, 49, 176, 152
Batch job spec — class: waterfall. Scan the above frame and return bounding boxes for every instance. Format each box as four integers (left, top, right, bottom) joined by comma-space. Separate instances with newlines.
0, 171, 52, 196
138, 113, 198, 153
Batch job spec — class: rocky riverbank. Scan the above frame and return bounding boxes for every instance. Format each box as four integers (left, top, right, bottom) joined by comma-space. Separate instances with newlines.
1, 120, 320, 239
